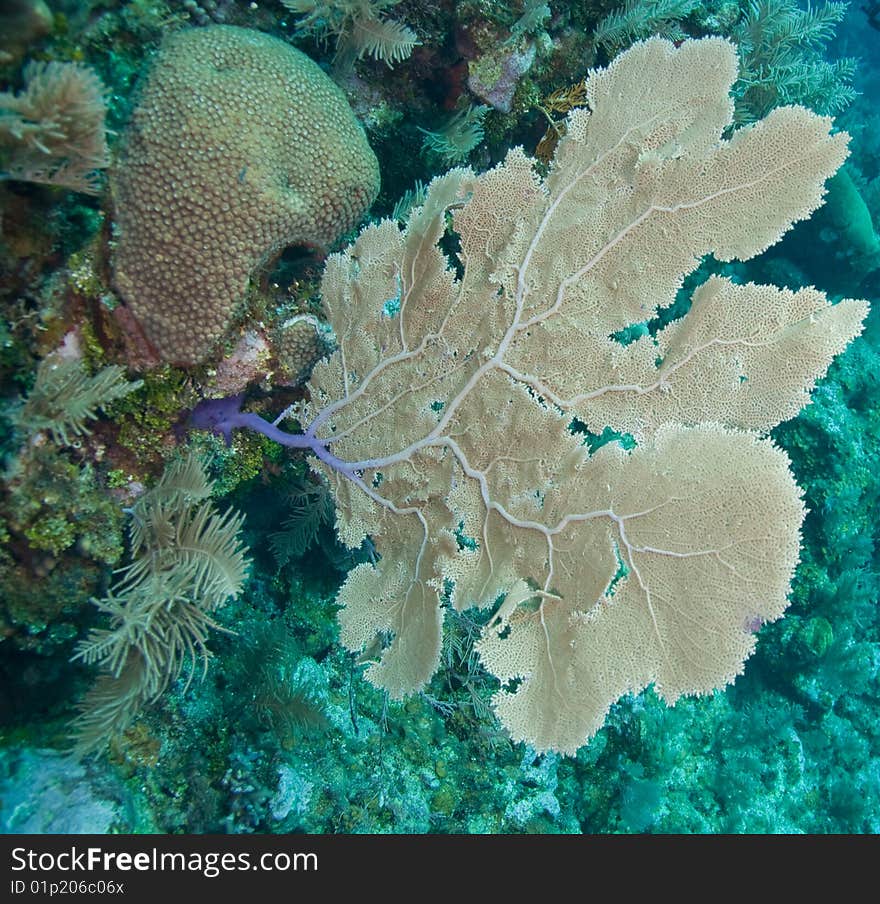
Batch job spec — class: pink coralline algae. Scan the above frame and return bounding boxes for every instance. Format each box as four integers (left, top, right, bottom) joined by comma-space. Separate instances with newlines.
467, 43, 536, 113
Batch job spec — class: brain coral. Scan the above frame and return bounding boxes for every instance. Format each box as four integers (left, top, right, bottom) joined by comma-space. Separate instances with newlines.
111, 25, 380, 365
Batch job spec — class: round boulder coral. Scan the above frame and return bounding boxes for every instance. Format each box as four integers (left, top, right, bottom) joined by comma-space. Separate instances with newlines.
111, 25, 380, 365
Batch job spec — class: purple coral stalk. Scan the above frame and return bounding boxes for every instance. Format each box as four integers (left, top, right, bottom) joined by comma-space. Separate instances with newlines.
189, 395, 360, 482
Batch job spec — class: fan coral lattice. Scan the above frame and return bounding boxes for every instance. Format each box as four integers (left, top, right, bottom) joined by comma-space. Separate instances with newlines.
191, 38, 869, 754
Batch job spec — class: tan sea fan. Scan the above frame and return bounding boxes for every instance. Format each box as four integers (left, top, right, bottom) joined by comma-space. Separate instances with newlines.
253, 38, 868, 753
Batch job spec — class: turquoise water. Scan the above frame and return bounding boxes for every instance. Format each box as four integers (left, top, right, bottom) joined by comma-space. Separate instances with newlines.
0, 1, 878, 834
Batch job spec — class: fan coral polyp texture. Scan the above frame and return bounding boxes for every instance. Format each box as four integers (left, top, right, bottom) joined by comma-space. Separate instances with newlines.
189, 37, 869, 756
111, 25, 380, 365
299, 38, 868, 754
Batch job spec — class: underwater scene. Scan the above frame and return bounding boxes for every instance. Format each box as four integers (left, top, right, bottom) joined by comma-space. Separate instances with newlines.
0, 0, 878, 835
